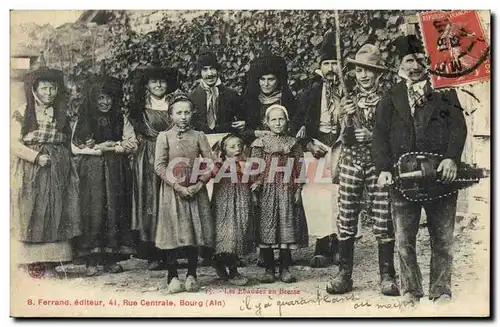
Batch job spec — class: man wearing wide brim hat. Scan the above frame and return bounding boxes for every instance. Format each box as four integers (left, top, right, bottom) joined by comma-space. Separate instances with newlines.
346, 43, 389, 71
326, 44, 399, 297
372, 35, 467, 303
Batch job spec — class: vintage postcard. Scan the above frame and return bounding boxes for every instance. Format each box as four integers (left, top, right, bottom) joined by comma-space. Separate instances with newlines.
10, 9, 491, 318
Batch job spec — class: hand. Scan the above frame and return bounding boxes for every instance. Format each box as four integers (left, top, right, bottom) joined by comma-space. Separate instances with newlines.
95, 141, 116, 152
254, 130, 273, 138
85, 138, 96, 148
307, 142, 328, 159
37, 154, 51, 167
103, 141, 116, 147
437, 159, 457, 183
341, 98, 357, 116
174, 184, 192, 198
377, 171, 393, 186
250, 182, 261, 192
294, 187, 303, 204
355, 127, 372, 143
122, 140, 136, 152
295, 126, 306, 139
187, 181, 203, 196
231, 120, 246, 131
251, 191, 259, 204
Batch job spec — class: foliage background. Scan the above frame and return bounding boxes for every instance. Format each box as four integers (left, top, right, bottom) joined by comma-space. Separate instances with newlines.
13, 10, 421, 119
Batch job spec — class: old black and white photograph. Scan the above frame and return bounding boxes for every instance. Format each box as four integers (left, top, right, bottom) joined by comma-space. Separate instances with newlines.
8, 8, 491, 318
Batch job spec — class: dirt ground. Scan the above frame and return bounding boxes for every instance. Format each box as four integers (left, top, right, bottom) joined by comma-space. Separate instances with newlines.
50, 212, 486, 299
11, 179, 490, 317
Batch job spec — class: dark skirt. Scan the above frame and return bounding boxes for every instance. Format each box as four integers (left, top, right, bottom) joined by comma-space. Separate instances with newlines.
11, 143, 81, 264
257, 182, 309, 249
131, 139, 164, 259
131, 139, 160, 240
212, 180, 255, 256
73, 153, 135, 260
12, 143, 81, 243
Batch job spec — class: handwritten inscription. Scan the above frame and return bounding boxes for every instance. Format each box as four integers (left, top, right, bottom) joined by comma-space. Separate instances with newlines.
353, 300, 372, 309
375, 300, 416, 309
238, 289, 420, 316
239, 290, 358, 316
354, 299, 417, 310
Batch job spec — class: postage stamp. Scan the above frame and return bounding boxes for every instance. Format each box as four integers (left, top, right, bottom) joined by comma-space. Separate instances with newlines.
418, 10, 491, 88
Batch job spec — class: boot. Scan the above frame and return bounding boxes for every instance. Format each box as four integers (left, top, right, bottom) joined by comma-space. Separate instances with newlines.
200, 247, 213, 266
212, 253, 230, 281
85, 257, 100, 277
326, 238, 354, 294
378, 241, 400, 296
104, 262, 124, 274
257, 249, 266, 267
310, 233, 339, 268
279, 249, 297, 283
259, 248, 276, 283
228, 255, 249, 286
147, 249, 166, 271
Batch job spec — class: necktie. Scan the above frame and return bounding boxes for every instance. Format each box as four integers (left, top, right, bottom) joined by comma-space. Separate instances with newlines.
408, 86, 424, 116
200, 81, 218, 130
325, 80, 336, 110
206, 87, 217, 130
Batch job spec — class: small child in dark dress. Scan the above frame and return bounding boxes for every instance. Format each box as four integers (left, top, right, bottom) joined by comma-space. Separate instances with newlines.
211, 134, 255, 286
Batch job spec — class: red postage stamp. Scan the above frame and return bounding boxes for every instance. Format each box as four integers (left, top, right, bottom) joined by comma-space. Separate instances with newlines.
419, 10, 490, 88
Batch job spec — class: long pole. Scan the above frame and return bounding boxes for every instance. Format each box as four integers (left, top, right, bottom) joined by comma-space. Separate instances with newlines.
334, 10, 347, 96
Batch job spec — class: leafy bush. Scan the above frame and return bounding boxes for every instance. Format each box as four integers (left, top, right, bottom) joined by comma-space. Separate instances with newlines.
60, 10, 421, 117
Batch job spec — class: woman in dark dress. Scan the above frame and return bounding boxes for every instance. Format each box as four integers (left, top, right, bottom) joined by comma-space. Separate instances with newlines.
239, 54, 300, 144
129, 56, 181, 270
11, 56, 81, 277
72, 72, 137, 276
239, 54, 307, 266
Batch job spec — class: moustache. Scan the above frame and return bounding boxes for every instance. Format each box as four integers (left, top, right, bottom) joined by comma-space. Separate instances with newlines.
324, 71, 339, 78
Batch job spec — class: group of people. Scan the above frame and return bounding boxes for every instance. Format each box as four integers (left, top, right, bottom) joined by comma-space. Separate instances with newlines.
11, 29, 467, 304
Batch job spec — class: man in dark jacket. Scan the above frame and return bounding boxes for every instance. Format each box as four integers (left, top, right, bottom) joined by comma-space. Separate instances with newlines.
297, 32, 343, 157
189, 51, 244, 278
372, 35, 467, 304
296, 32, 350, 269
189, 51, 243, 134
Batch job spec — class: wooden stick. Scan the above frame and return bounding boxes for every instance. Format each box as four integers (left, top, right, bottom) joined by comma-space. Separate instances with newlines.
334, 10, 347, 96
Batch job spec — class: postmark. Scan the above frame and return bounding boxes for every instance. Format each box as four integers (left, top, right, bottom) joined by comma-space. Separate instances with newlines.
418, 10, 490, 88
27, 263, 45, 279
